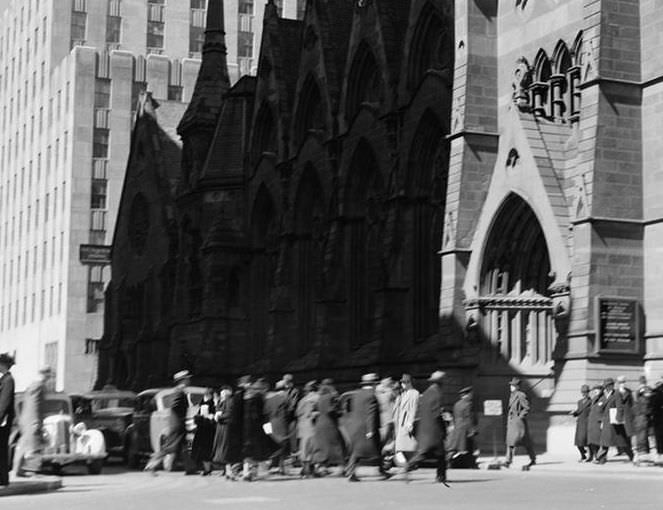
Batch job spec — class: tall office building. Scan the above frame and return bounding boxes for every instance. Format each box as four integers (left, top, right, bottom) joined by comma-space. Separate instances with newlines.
0, 0, 209, 392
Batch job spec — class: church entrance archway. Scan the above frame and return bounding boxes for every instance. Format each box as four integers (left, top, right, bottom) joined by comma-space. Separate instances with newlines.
471, 193, 557, 367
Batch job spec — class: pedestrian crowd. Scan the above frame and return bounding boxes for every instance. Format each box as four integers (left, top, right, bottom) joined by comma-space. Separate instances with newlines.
145, 369, 480, 484
570, 375, 663, 466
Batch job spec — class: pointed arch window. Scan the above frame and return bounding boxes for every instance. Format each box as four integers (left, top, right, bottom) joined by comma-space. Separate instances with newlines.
345, 141, 385, 348
346, 42, 383, 121
294, 74, 324, 147
249, 185, 278, 361
407, 3, 453, 91
530, 50, 551, 117
407, 111, 446, 342
252, 102, 277, 162
569, 32, 583, 121
551, 41, 572, 120
293, 166, 325, 355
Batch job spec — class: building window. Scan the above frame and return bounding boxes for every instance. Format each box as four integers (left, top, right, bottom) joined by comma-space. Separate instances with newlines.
168, 85, 182, 101
95, 79, 111, 108
146, 21, 164, 50
191, 0, 206, 8
93, 128, 109, 158
85, 338, 99, 354
106, 15, 121, 45
189, 26, 204, 55
91, 179, 107, 209
44, 341, 57, 390
70, 11, 87, 48
238, 31, 253, 58
87, 265, 105, 313
239, 0, 254, 15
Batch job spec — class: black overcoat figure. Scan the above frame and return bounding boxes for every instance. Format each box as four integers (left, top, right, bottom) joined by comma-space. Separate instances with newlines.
312, 390, 346, 466
0, 370, 15, 486
241, 388, 273, 461
572, 395, 592, 447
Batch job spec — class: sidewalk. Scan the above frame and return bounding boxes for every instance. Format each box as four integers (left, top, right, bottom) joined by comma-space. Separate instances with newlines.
477, 453, 663, 475
0, 476, 62, 497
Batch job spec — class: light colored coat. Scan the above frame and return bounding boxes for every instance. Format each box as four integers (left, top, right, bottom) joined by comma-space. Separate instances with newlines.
393, 388, 419, 452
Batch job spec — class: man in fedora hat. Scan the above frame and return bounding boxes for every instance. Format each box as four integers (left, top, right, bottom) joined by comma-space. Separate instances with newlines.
570, 384, 592, 462
504, 377, 536, 469
344, 373, 390, 482
405, 370, 449, 483
0, 353, 16, 486
13, 366, 52, 477
145, 369, 193, 474
448, 385, 478, 469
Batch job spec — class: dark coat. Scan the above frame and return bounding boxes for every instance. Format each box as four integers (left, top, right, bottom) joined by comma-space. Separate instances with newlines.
587, 395, 603, 445
312, 391, 346, 465
163, 387, 187, 454
599, 390, 621, 447
345, 388, 381, 460
572, 396, 591, 447
0, 371, 15, 429
265, 391, 290, 445
615, 388, 634, 437
506, 389, 532, 447
414, 384, 447, 456
191, 398, 215, 463
213, 395, 242, 465
632, 389, 652, 448
448, 396, 477, 453
241, 390, 274, 461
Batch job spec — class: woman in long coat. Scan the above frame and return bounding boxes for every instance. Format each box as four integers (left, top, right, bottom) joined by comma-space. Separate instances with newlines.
505, 378, 536, 467
392, 374, 419, 459
296, 380, 319, 477
191, 388, 216, 475
211, 386, 234, 475
241, 380, 273, 476
571, 384, 592, 462
586, 385, 604, 462
312, 379, 346, 472
217, 378, 249, 479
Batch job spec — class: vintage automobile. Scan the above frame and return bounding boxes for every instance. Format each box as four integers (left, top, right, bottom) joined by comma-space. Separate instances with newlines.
12, 392, 108, 475
71, 387, 136, 460
124, 386, 207, 469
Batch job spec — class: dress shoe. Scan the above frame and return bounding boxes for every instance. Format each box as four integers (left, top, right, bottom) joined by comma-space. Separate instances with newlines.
347, 474, 360, 482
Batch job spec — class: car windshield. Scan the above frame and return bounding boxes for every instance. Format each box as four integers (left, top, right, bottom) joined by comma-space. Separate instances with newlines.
91, 398, 135, 411
43, 399, 70, 416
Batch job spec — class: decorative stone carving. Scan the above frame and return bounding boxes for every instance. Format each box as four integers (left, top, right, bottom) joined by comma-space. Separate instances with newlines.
452, 95, 464, 133
581, 38, 597, 82
511, 57, 532, 110
573, 173, 589, 219
506, 148, 520, 168
549, 280, 571, 320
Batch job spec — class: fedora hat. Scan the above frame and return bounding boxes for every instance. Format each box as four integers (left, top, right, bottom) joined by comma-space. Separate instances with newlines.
173, 369, 192, 382
603, 377, 615, 386
509, 377, 521, 386
428, 370, 446, 383
361, 373, 379, 384
0, 353, 15, 367
459, 385, 473, 395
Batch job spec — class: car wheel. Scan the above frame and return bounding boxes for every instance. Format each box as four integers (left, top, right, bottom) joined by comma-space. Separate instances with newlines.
87, 459, 104, 475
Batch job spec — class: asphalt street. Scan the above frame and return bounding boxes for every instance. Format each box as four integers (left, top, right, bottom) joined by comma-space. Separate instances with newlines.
3, 458, 663, 510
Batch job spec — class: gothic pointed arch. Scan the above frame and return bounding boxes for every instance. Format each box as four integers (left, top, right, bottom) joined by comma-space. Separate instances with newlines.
344, 140, 385, 348
407, 1, 453, 92
294, 73, 325, 149
534, 49, 552, 82
478, 193, 556, 365
407, 110, 447, 341
345, 41, 385, 122
293, 164, 326, 355
552, 41, 571, 74
571, 31, 584, 67
251, 101, 278, 164
249, 184, 279, 361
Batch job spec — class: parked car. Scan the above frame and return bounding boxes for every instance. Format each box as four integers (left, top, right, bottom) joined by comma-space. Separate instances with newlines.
11, 392, 108, 475
124, 386, 207, 469
71, 387, 137, 461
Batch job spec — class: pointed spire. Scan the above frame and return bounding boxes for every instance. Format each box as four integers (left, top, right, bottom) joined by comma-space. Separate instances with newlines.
177, 0, 230, 137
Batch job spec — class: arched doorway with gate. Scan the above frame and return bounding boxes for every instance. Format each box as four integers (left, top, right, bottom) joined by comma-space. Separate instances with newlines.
471, 193, 557, 368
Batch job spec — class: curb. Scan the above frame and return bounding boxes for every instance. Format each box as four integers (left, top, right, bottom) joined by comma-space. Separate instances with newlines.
0, 478, 63, 497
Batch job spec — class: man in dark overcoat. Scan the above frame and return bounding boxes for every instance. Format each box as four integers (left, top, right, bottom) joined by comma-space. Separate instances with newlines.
653, 376, 663, 463
504, 377, 536, 468
405, 371, 449, 483
241, 378, 273, 481
448, 386, 478, 468
0, 353, 16, 487
632, 377, 653, 465
145, 370, 192, 474
265, 380, 290, 474
596, 377, 633, 463
283, 373, 300, 458
344, 373, 388, 482
586, 385, 604, 462
570, 384, 591, 462
312, 379, 346, 473
13, 366, 51, 476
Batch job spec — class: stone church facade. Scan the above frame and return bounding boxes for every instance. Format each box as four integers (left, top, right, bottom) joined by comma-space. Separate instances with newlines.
98, 0, 663, 453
